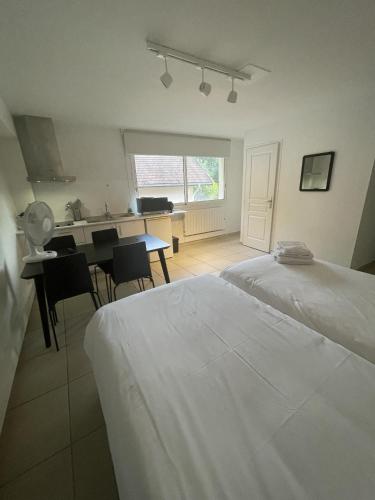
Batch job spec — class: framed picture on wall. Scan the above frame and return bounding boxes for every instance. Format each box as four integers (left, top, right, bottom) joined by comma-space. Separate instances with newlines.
299, 151, 335, 191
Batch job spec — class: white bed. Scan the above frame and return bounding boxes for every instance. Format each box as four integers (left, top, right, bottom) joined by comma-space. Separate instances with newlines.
221, 255, 375, 364
85, 275, 375, 500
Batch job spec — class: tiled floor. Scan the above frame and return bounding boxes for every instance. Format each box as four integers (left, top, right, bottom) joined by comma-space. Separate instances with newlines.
0, 233, 264, 500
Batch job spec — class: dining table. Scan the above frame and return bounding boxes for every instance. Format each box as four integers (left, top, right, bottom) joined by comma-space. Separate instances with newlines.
21, 233, 171, 348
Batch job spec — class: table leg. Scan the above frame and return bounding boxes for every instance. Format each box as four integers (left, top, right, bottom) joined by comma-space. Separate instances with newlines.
157, 249, 170, 283
34, 275, 51, 348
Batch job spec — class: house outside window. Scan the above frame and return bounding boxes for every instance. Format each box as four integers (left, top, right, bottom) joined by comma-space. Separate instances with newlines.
133, 155, 225, 205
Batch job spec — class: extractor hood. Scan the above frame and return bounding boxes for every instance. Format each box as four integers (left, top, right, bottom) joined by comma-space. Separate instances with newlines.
14, 115, 76, 183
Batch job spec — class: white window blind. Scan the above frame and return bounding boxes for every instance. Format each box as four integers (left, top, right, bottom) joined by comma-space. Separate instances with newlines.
123, 130, 230, 158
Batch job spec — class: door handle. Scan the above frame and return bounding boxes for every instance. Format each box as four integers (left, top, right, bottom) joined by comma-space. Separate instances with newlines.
267, 198, 273, 209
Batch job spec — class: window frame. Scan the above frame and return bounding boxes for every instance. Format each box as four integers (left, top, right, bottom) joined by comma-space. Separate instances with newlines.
129, 155, 226, 209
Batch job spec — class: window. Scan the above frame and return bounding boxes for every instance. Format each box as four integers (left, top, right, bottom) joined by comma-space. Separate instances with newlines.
133, 155, 225, 204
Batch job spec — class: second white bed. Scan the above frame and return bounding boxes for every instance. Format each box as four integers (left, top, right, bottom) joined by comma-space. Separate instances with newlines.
221, 255, 375, 363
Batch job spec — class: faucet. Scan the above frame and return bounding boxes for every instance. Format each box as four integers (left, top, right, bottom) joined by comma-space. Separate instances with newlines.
104, 202, 111, 219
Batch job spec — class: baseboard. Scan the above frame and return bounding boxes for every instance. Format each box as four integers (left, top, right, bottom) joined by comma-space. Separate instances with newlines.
181, 230, 226, 243
181, 230, 240, 245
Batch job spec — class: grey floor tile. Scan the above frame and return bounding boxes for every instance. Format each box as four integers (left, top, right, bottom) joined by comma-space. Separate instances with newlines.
26, 302, 64, 334
184, 262, 218, 276
63, 293, 97, 319
8, 348, 68, 410
19, 327, 66, 363
72, 427, 119, 500
67, 338, 92, 382
0, 386, 70, 486
0, 448, 73, 500
112, 281, 139, 300
69, 373, 104, 442
65, 312, 94, 345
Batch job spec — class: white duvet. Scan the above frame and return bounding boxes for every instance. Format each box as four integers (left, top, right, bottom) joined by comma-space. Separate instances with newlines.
221, 255, 375, 363
85, 275, 375, 500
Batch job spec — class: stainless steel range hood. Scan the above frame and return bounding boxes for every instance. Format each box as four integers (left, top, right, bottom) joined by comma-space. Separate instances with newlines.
14, 115, 76, 183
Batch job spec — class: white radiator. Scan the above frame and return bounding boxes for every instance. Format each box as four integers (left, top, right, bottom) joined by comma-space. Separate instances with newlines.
184, 207, 225, 236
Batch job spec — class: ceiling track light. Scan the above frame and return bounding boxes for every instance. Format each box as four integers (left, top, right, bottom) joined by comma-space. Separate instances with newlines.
199, 67, 211, 97
160, 56, 173, 88
147, 40, 270, 103
227, 77, 238, 104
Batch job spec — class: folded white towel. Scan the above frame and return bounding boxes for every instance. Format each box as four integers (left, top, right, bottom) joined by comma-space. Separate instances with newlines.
275, 255, 313, 265
277, 240, 307, 249
275, 247, 313, 256
275, 241, 314, 258
273, 241, 314, 265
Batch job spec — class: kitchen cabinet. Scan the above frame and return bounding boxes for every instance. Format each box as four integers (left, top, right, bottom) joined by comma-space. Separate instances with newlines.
145, 216, 173, 262
117, 219, 145, 237
83, 219, 146, 242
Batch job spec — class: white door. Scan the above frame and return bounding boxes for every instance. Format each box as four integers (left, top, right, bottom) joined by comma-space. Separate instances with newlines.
241, 143, 279, 252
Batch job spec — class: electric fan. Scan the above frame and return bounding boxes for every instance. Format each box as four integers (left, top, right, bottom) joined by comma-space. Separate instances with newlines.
21, 201, 58, 263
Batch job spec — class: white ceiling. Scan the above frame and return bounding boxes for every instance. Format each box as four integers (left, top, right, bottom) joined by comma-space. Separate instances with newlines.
0, 0, 374, 138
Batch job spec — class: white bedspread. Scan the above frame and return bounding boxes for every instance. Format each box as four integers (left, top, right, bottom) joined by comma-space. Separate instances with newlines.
85, 275, 375, 500
221, 255, 375, 363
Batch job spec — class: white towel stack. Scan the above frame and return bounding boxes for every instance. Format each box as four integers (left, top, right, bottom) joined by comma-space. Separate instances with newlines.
273, 241, 314, 265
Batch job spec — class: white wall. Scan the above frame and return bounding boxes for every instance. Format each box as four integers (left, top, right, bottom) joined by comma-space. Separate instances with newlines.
351, 161, 375, 269
0, 139, 34, 431
0, 138, 35, 212
30, 122, 243, 238
0, 97, 16, 137
244, 93, 375, 267
225, 139, 244, 233
32, 121, 132, 220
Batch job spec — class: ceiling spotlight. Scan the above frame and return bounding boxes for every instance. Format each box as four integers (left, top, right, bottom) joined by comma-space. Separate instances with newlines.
160, 56, 173, 88
199, 67, 211, 97
227, 77, 238, 104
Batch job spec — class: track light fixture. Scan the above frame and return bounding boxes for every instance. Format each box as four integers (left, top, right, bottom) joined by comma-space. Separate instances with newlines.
147, 41, 270, 103
160, 56, 173, 88
227, 77, 238, 104
199, 67, 211, 97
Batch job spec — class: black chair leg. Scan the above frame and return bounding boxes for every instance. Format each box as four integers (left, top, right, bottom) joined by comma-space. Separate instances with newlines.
90, 292, 99, 310
150, 276, 155, 288
104, 274, 111, 303
52, 307, 57, 325
109, 276, 114, 303
141, 278, 145, 291
94, 266, 99, 294
113, 284, 118, 301
93, 290, 102, 307
48, 310, 60, 351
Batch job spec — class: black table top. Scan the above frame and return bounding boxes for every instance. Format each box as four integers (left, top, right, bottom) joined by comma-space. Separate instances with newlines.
21, 233, 170, 280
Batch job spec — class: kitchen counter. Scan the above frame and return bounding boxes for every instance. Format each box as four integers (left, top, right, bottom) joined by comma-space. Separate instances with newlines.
54, 210, 185, 230
17, 210, 185, 234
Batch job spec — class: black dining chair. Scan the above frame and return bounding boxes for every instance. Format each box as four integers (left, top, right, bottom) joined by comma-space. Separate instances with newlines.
44, 235, 78, 324
108, 241, 155, 301
91, 228, 119, 299
43, 253, 102, 350
44, 235, 77, 252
